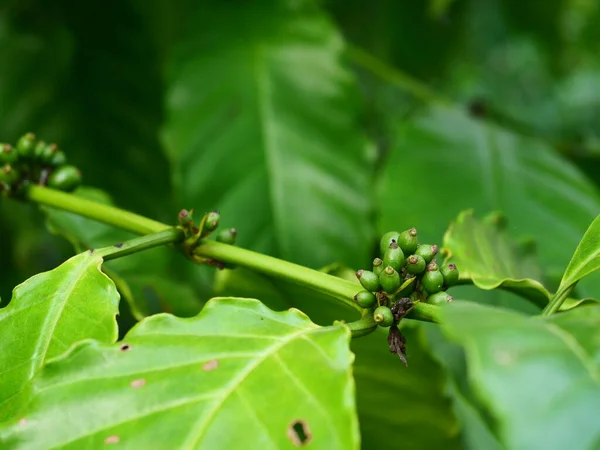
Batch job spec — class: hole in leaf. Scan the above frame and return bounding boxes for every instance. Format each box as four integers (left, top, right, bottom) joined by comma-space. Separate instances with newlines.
202, 359, 219, 371
104, 435, 120, 445
130, 378, 146, 389
114, 243, 123, 248
120, 343, 131, 352
287, 419, 312, 447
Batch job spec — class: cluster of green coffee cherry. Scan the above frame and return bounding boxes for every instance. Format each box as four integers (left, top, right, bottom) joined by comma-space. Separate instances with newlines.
355, 228, 460, 327
0, 132, 81, 195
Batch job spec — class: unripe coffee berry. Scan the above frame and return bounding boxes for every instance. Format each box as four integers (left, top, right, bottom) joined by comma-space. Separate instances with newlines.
380, 231, 400, 256
47, 165, 81, 192
379, 265, 400, 294
383, 241, 405, 272
422, 267, 444, 294
441, 263, 459, 287
397, 227, 418, 254
415, 244, 438, 263
406, 254, 426, 274
427, 291, 454, 305
372, 257, 384, 276
356, 269, 380, 292
354, 290, 377, 308
373, 305, 394, 327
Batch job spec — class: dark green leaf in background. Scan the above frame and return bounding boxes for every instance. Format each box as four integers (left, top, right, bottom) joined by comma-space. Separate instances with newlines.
352, 323, 462, 450
443, 209, 550, 307
1, 298, 358, 450
378, 105, 600, 297
0, 252, 119, 421
162, 0, 375, 270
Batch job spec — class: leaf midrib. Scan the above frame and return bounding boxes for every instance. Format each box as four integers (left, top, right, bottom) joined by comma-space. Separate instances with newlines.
33, 254, 96, 371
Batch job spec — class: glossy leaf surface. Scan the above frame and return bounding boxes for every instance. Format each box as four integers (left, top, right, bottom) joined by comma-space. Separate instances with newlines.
0, 252, 119, 421
1, 298, 358, 450
439, 302, 600, 450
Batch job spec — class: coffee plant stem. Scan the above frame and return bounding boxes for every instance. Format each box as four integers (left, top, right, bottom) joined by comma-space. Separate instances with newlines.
27, 185, 169, 235
23, 185, 439, 324
541, 284, 576, 316
98, 228, 184, 261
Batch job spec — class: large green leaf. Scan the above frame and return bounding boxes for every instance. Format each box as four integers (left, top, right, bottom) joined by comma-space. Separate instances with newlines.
162, 0, 374, 270
439, 302, 600, 450
0, 298, 358, 449
378, 105, 600, 297
352, 323, 461, 450
0, 252, 119, 421
443, 209, 550, 307
558, 214, 600, 291
42, 187, 205, 319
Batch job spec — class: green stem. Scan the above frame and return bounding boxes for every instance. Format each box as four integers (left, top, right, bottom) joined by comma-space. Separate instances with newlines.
541, 284, 576, 316
97, 228, 184, 261
194, 239, 362, 314
346, 46, 450, 105
342, 314, 378, 338
21, 185, 440, 323
27, 185, 167, 235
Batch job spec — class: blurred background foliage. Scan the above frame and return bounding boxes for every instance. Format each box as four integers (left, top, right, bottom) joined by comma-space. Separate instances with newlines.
1, 0, 600, 448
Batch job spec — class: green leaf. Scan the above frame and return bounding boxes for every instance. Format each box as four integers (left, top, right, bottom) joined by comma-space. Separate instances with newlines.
558, 214, 600, 291
560, 296, 600, 311
443, 209, 550, 307
378, 105, 600, 296
42, 187, 204, 319
0, 252, 119, 421
439, 302, 600, 450
162, 1, 374, 269
352, 323, 462, 450
0, 298, 358, 449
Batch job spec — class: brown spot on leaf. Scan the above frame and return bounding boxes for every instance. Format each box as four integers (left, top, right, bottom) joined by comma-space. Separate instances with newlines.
130, 378, 146, 389
114, 243, 123, 248
18, 418, 27, 427
104, 435, 119, 444
120, 343, 131, 352
202, 359, 219, 371
287, 420, 312, 447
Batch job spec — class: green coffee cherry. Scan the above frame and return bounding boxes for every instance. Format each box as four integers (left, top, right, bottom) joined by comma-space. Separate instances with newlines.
427, 260, 439, 272
354, 290, 377, 308
41, 143, 58, 164
383, 241, 405, 272
406, 254, 426, 274
397, 227, 418, 254
0, 164, 20, 185
0, 144, 17, 164
356, 269, 380, 292
33, 140, 48, 162
216, 228, 237, 245
48, 150, 66, 167
415, 244, 438, 263
427, 291, 454, 306
372, 257, 384, 276
373, 305, 394, 327
204, 211, 220, 231
16, 133, 36, 158
380, 231, 400, 256
441, 263, 459, 287
47, 165, 81, 191
422, 266, 444, 294
379, 265, 400, 295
